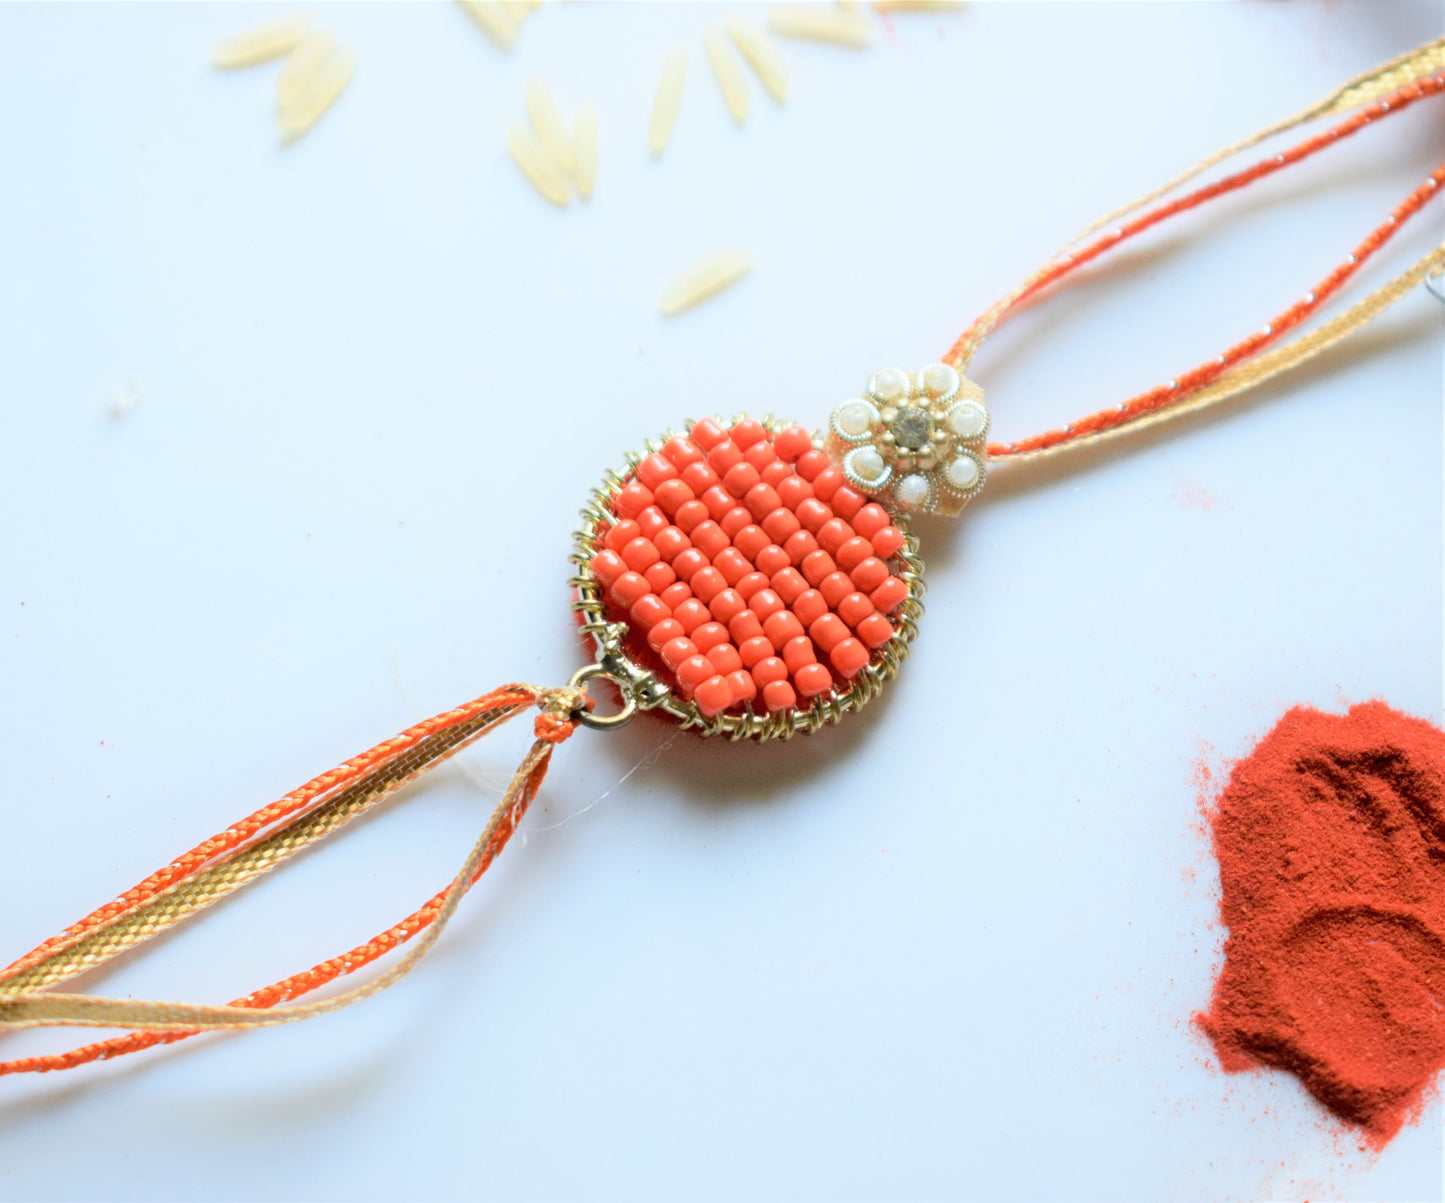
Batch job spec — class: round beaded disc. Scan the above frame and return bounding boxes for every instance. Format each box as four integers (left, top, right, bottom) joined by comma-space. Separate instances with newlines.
571, 415, 925, 741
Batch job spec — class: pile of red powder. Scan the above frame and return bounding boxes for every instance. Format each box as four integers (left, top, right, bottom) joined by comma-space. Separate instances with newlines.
1199, 700, 1445, 1145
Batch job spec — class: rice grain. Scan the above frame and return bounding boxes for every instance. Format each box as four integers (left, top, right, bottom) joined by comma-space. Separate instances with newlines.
526, 77, 577, 177
659, 248, 755, 317
277, 30, 336, 113
458, 0, 519, 52
768, 6, 872, 47
704, 30, 749, 126
573, 104, 598, 201
509, 123, 571, 207
278, 47, 355, 144
649, 48, 688, 158
725, 17, 789, 104
211, 15, 312, 69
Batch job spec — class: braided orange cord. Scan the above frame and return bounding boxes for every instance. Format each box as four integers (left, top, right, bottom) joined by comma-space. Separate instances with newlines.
0, 697, 583, 1076
0, 687, 538, 986
953, 72, 1445, 460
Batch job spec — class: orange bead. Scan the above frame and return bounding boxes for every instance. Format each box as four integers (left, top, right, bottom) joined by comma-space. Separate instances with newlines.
857, 613, 895, 648
736, 572, 769, 601
671, 548, 709, 582
755, 544, 791, 576
691, 567, 727, 604
630, 593, 671, 630
871, 576, 909, 613
662, 436, 704, 470
819, 572, 853, 609
610, 572, 650, 607
673, 598, 710, 632
701, 486, 734, 521
694, 674, 734, 717
644, 562, 676, 593
676, 654, 714, 693
762, 680, 798, 712
729, 418, 766, 449
734, 524, 770, 560
709, 588, 746, 624
727, 670, 758, 705
674, 500, 709, 533
603, 519, 641, 552
750, 588, 784, 621
688, 418, 727, 451
771, 568, 807, 605
793, 589, 827, 627
760, 461, 792, 487
871, 525, 906, 558
692, 621, 729, 652
654, 527, 691, 560
691, 522, 729, 559
681, 462, 719, 494
660, 581, 693, 610
707, 441, 743, 474
781, 635, 816, 672
836, 536, 873, 571
816, 518, 851, 556
776, 475, 814, 509
761, 507, 801, 544
851, 556, 889, 592
637, 453, 678, 489
794, 663, 833, 698
743, 439, 777, 470
801, 550, 836, 586
752, 655, 789, 685
653, 478, 696, 517
795, 449, 829, 481
739, 636, 774, 669
851, 503, 890, 539
784, 530, 819, 566
724, 462, 762, 500
648, 619, 686, 653
829, 637, 870, 679
615, 481, 654, 518
591, 550, 626, 587
622, 537, 661, 572
811, 466, 844, 501
729, 610, 764, 644
838, 591, 875, 628
713, 547, 749, 585
831, 484, 864, 518
720, 506, 752, 538
745, 483, 782, 520
707, 643, 744, 675
795, 498, 831, 533
773, 425, 812, 462
659, 635, 697, 669
636, 507, 668, 538
762, 610, 804, 647
808, 613, 848, 652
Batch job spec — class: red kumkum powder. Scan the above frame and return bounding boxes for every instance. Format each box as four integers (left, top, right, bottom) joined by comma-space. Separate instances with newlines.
1198, 701, 1445, 1145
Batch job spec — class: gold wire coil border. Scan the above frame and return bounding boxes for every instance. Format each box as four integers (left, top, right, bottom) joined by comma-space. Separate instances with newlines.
568, 415, 926, 742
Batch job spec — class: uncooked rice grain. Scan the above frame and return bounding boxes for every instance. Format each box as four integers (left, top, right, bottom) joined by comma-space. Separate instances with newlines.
659, 248, 755, 316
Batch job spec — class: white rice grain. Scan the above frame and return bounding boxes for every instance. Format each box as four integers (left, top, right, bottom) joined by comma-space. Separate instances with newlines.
573, 104, 598, 201
278, 47, 355, 145
212, 15, 312, 69
277, 30, 336, 113
526, 77, 577, 177
659, 248, 755, 317
704, 29, 749, 126
649, 48, 688, 158
725, 16, 789, 104
768, 6, 872, 47
457, 0, 519, 52
509, 123, 571, 207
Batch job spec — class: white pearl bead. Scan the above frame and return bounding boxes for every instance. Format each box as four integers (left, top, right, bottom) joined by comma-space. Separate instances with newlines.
920, 363, 960, 399
850, 446, 886, 482
946, 401, 988, 439
869, 367, 911, 404
946, 455, 980, 490
837, 402, 873, 438
896, 474, 930, 508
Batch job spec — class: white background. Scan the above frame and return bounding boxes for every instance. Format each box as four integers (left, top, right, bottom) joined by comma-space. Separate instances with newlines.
1, 2, 1442, 1200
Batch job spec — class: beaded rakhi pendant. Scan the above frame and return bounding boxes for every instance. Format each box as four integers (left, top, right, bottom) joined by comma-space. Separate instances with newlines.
572, 364, 987, 739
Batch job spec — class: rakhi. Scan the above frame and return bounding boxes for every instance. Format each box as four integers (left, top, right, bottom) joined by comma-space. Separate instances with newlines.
4, 37, 1443, 1075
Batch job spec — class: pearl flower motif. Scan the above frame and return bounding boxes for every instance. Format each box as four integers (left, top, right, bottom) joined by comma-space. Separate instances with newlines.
824, 363, 989, 517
